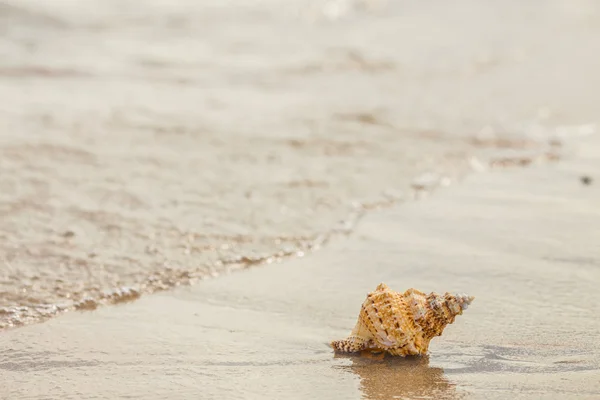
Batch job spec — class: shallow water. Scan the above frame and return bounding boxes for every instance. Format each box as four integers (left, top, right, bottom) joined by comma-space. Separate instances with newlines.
1, 138, 599, 399
2, 2, 600, 397
0, 0, 598, 330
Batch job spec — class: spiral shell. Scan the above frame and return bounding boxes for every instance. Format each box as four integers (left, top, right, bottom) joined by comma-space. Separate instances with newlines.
331, 283, 474, 356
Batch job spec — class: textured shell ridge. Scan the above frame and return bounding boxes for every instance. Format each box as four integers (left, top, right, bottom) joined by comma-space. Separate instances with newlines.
331, 284, 474, 356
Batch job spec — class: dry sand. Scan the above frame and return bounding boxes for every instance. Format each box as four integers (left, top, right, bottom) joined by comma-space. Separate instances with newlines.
1, 0, 600, 399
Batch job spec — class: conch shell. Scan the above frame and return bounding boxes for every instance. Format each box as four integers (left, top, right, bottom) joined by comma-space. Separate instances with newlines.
331, 283, 474, 356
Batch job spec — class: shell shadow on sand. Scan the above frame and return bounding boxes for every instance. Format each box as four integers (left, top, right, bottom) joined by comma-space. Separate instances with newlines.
334, 352, 465, 400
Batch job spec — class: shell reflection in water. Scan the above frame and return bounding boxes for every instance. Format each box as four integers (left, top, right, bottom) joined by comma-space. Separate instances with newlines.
331, 283, 474, 356
336, 354, 464, 400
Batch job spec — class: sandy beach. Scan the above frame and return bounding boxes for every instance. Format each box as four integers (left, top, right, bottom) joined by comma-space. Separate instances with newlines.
2, 136, 599, 399
1, 0, 600, 399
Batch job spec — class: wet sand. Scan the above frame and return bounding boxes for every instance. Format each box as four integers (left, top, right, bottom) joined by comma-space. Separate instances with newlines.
1, 0, 598, 328
1, 136, 599, 399
2, 1, 600, 398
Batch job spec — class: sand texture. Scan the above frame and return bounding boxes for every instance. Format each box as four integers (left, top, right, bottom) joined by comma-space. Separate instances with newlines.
1, 0, 600, 399
1, 136, 599, 399
1, 0, 595, 328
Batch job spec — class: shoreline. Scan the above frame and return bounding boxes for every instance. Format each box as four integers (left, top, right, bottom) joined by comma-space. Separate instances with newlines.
2, 2, 600, 399
0, 130, 567, 332
4, 0, 600, 332
1, 135, 598, 399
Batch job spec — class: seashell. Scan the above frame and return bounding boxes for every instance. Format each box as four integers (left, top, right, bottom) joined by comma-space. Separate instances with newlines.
331, 283, 474, 356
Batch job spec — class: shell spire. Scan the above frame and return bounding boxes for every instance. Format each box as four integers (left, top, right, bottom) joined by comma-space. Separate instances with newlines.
331, 284, 474, 356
